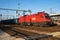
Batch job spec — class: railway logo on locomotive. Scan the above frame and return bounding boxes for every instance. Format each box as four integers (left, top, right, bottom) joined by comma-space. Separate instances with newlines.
32, 17, 36, 20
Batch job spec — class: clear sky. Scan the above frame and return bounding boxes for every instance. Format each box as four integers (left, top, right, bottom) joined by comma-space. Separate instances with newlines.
0, 0, 60, 14
20, 0, 60, 13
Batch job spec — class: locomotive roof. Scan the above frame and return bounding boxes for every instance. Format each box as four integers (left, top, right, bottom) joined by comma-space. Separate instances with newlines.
22, 12, 48, 17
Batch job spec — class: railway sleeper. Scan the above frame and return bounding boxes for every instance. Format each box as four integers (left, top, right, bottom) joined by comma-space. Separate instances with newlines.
10, 30, 33, 40
11, 29, 52, 40
0, 27, 31, 40
0, 25, 53, 40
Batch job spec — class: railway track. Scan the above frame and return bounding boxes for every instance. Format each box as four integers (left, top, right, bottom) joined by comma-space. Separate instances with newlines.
6, 24, 60, 33
20, 25, 60, 32
0, 25, 60, 34
0, 25, 53, 40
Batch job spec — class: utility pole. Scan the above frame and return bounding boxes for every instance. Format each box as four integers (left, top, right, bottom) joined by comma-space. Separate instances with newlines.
50, 8, 52, 14
28, 10, 32, 15
16, 0, 20, 24
18, 0, 20, 10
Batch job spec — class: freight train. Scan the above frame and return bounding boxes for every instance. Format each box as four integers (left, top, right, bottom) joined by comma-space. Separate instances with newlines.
0, 12, 55, 26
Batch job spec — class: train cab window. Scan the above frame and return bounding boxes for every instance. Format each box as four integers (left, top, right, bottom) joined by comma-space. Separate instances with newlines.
45, 13, 50, 18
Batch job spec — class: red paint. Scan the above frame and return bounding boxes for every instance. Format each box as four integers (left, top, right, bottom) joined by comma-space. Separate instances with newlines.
19, 12, 52, 23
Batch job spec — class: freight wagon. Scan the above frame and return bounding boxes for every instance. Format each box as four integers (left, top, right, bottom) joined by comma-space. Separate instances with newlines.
0, 18, 19, 24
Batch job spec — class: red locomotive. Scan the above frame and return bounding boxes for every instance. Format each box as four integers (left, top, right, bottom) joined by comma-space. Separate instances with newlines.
19, 12, 54, 26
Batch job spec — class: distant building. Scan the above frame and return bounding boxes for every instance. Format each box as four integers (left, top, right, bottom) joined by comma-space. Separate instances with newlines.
50, 13, 60, 20
50, 13, 60, 25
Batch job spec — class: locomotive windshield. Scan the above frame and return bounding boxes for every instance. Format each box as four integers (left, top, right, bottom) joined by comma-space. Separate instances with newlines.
45, 13, 50, 19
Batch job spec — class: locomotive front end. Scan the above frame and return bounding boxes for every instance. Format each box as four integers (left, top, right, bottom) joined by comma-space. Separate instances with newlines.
44, 13, 55, 26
